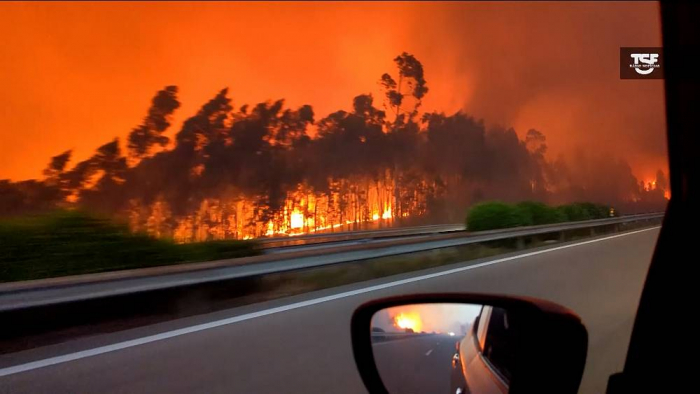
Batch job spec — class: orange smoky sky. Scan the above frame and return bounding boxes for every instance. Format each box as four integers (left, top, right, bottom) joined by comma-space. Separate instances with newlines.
0, 1, 666, 182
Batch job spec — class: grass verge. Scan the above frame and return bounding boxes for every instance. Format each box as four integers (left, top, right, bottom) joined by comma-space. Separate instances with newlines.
0, 210, 260, 283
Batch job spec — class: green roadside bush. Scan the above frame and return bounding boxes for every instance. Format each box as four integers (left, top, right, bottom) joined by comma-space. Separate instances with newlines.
465, 201, 532, 231
0, 210, 260, 283
516, 201, 567, 225
467, 201, 615, 231
557, 202, 614, 221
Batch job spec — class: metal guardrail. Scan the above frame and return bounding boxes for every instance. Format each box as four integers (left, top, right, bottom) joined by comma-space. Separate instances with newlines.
0, 213, 663, 312
258, 223, 465, 249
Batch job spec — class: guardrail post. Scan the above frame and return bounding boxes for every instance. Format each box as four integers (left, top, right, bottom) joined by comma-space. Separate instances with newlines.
517, 236, 525, 250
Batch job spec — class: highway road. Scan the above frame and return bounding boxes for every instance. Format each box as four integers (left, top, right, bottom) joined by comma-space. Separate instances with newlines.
0, 227, 659, 394
372, 334, 458, 394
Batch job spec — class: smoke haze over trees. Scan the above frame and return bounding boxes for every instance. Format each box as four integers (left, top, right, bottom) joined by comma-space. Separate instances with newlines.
0, 53, 668, 241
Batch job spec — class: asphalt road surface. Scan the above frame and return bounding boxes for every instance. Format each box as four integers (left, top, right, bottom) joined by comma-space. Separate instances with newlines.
373, 335, 458, 394
0, 227, 659, 394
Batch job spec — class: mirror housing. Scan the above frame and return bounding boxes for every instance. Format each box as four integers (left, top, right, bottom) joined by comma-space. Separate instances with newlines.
351, 293, 588, 394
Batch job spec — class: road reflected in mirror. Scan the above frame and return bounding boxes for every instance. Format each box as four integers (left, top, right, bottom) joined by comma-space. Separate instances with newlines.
371, 303, 513, 394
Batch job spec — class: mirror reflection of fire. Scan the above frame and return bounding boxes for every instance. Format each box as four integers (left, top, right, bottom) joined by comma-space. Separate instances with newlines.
373, 304, 483, 335
393, 311, 423, 332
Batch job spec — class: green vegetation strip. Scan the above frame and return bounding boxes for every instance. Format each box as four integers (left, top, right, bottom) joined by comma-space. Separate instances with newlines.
466, 201, 615, 231
0, 211, 260, 283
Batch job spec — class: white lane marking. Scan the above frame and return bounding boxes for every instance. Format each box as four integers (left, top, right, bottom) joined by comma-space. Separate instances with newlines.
0, 227, 659, 377
425, 349, 433, 356
371, 337, 419, 347
371, 341, 396, 347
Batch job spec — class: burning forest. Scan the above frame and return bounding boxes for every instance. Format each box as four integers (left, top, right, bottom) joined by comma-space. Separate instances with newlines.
0, 53, 668, 242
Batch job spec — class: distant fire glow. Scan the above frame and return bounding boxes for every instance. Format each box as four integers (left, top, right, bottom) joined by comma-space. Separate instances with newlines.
393, 312, 423, 332
157, 179, 409, 241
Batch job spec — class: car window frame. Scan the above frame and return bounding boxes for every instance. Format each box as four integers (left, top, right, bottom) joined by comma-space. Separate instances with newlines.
476, 305, 492, 351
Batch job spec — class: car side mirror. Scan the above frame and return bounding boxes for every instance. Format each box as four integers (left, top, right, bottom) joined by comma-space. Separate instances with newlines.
351, 293, 588, 394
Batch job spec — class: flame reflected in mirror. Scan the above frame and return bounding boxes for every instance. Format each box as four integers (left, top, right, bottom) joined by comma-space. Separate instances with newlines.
371, 303, 513, 394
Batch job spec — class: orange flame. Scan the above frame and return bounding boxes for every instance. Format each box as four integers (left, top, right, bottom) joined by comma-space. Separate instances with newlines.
132, 172, 436, 242
393, 311, 423, 332
290, 208, 304, 230
382, 206, 392, 220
